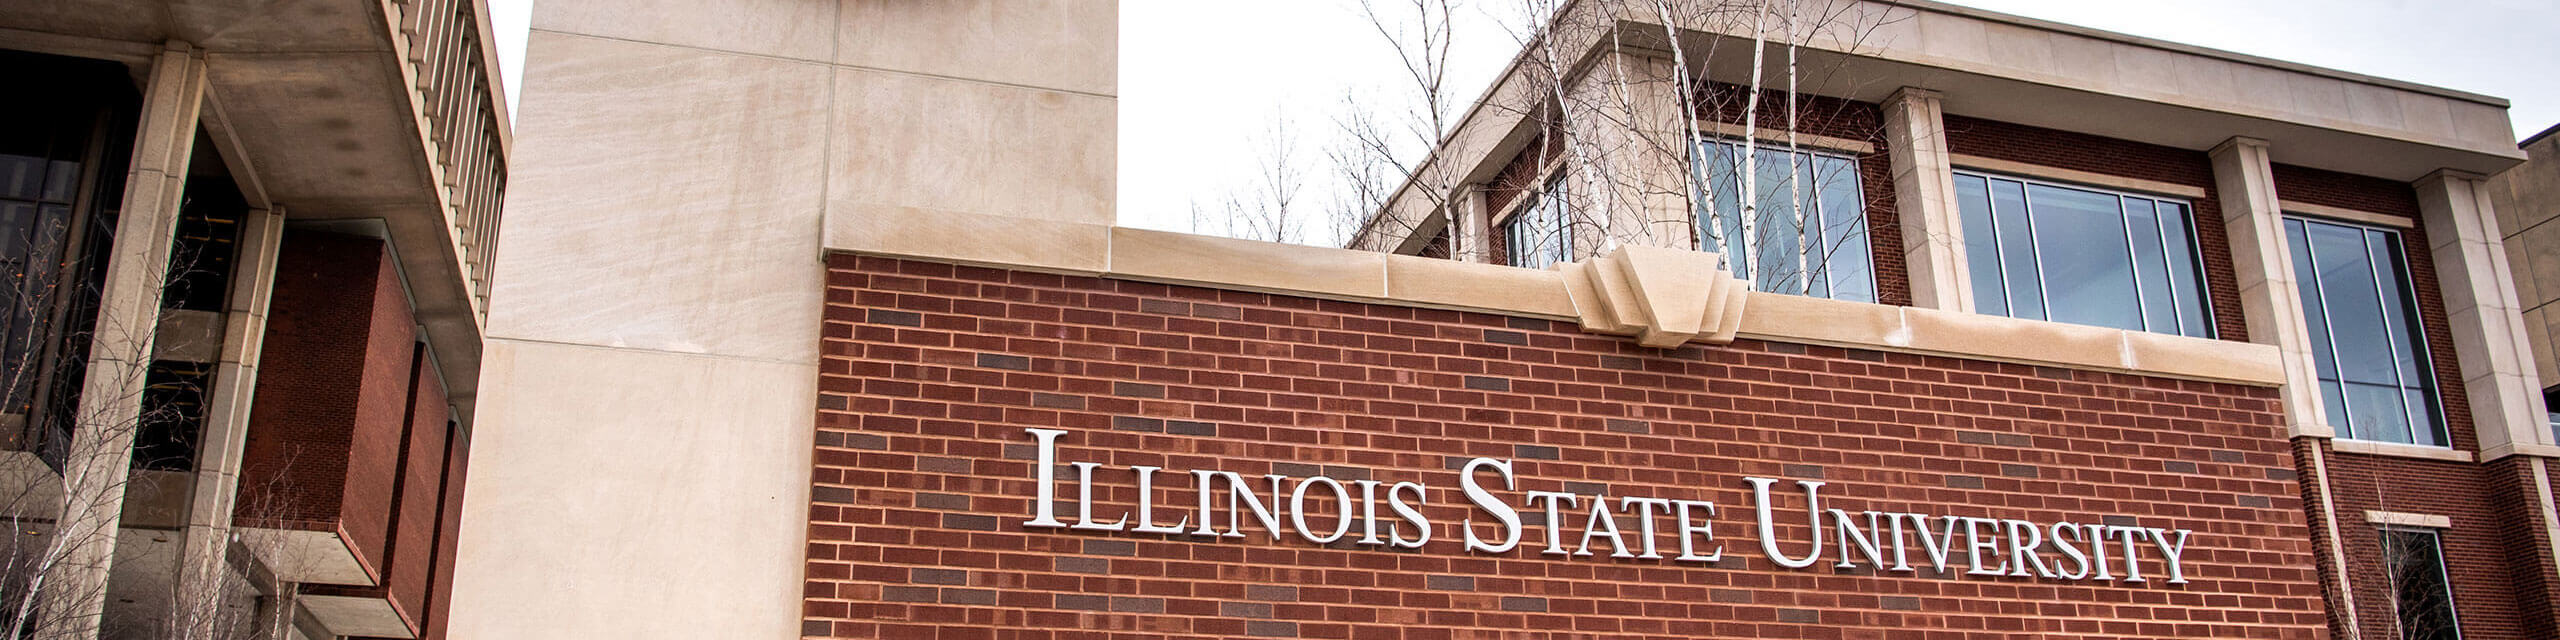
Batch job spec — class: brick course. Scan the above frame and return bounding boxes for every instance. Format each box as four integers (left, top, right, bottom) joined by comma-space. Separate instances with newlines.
805, 255, 2326, 639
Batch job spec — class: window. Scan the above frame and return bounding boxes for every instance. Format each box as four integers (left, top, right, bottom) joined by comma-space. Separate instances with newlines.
2288, 217, 2445, 446
1504, 175, 1570, 270
1693, 139, 1874, 302
1954, 172, 2214, 337
2378, 528, 2461, 640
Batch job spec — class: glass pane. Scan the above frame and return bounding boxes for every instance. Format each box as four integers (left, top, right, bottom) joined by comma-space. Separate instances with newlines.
2125, 198, 2176, 333
0, 155, 38, 200
2159, 203, 2210, 337
1752, 148, 1803, 294
2368, 230, 2444, 446
2344, 381, 2414, 443
2380, 529, 2461, 640
1955, 174, 2007, 317
2027, 184, 2142, 331
1695, 141, 1729, 256
2306, 222, 2395, 386
1813, 155, 1873, 303
1991, 179, 2044, 320
2289, 220, 2340, 381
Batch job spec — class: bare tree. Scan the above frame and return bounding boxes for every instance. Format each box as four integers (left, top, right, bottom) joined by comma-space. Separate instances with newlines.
1192, 118, 1310, 244
1331, 0, 1470, 250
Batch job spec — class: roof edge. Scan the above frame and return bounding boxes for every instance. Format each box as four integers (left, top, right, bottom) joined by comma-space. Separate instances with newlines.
1890, 0, 2510, 109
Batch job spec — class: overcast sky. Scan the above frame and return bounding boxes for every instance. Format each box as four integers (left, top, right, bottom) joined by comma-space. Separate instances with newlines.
485, 1, 2559, 240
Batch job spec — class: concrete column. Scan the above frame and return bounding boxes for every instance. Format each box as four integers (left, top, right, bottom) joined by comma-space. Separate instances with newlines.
2415, 169, 2552, 456
42, 42, 205, 640
2210, 137, 2333, 439
1452, 184, 1492, 263
1881, 87, 1972, 312
1562, 50, 1693, 252
175, 206, 283, 639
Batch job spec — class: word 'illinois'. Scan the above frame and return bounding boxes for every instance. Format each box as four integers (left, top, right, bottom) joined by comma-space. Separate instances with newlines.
1019, 428, 2194, 584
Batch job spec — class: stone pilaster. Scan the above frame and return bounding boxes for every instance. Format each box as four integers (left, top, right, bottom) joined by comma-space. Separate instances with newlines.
2415, 169, 2553, 457
1881, 87, 1972, 312
2210, 137, 2334, 439
1453, 184, 1493, 263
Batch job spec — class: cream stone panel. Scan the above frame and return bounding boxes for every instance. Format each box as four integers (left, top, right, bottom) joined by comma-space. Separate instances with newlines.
2397, 91, 2460, 144
827, 67, 1114, 227
447, 340, 816, 640
2344, 83, 2407, 131
487, 33, 828, 364
1382, 255, 1575, 319
2286, 72, 2354, 125
836, 0, 1117, 96
2171, 54, 2240, 109
1108, 228, 1387, 299
2414, 171, 2551, 454
532, 0, 835, 62
2111, 44, 2180, 91
2044, 32, 2117, 88
1913, 10, 1990, 63
1980, 22, 2052, 76
829, 209, 1109, 275
1734, 294, 1902, 351
1899, 307, 2121, 371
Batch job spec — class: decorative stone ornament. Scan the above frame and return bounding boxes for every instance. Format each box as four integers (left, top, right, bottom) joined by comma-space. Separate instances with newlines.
1556, 245, 1751, 348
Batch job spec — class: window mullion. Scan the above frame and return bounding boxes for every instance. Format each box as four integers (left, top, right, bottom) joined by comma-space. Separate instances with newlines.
2115, 195, 2150, 333
2017, 181, 2054, 322
2153, 201, 2184, 335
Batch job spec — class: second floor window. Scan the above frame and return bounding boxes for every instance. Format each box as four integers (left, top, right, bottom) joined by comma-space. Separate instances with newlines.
1504, 175, 1570, 270
2288, 216, 2445, 446
1693, 139, 1875, 302
1955, 171, 2215, 338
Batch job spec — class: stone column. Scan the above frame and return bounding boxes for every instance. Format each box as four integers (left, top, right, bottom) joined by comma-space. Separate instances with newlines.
1452, 184, 1493, 263
2415, 169, 2553, 456
175, 205, 283, 640
1881, 87, 1972, 312
42, 42, 205, 640
2210, 137, 2333, 438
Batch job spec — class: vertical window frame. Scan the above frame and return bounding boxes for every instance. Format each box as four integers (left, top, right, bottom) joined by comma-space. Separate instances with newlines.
2376, 526, 2463, 640
1954, 169, 2218, 338
2288, 215, 2447, 447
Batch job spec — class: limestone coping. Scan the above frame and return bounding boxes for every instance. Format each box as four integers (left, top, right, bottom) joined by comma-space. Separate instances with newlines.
831, 216, 2284, 386
2329, 439, 2476, 463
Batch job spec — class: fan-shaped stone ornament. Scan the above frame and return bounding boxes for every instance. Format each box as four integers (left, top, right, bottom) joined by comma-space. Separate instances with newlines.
1554, 245, 1751, 348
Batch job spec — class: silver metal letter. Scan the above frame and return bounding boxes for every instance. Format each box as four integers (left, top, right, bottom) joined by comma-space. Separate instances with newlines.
1023, 428, 1068, 528
1460, 458, 1521, 553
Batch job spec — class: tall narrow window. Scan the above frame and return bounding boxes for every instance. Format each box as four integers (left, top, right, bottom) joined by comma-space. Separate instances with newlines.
1504, 175, 1570, 270
2378, 527, 2461, 640
2288, 217, 2444, 446
1955, 171, 2214, 337
1694, 139, 1874, 302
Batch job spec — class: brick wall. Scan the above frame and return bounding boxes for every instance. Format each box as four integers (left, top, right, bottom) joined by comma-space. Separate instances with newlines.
239, 231, 414, 569
804, 255, 2327, 639
239, 230, 472, 640
1942, 115, 2250, 343
2275, 165, 2560, 639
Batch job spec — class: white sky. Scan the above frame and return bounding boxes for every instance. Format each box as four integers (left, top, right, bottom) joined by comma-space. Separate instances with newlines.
484, 1, 2559, 241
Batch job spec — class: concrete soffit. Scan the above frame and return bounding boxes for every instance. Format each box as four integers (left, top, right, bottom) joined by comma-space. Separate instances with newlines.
830, 216, 2285, 387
